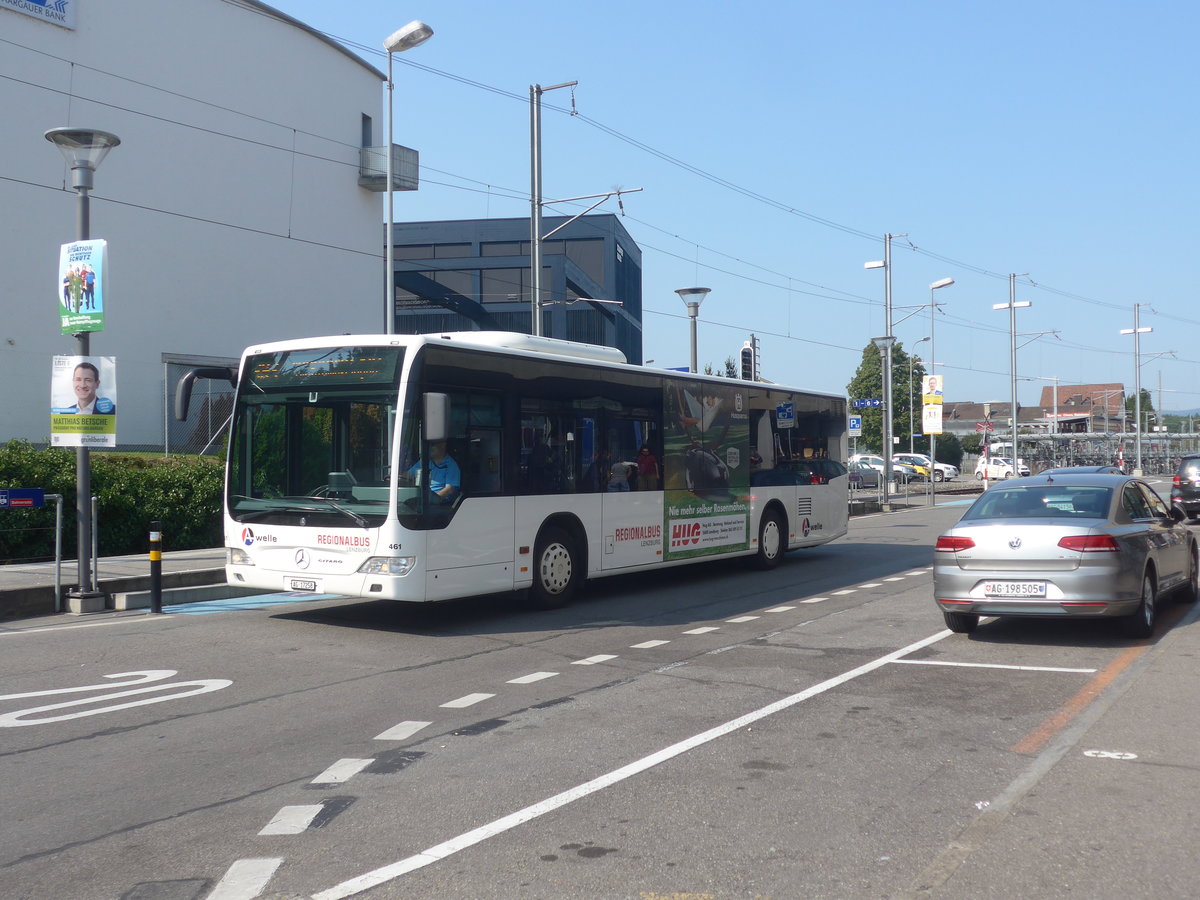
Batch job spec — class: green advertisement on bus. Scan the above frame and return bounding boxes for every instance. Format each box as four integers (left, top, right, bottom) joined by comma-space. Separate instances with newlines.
663, 380, 751, 561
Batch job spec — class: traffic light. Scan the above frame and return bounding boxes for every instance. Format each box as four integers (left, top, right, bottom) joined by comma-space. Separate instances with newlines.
740, 342, 755, 381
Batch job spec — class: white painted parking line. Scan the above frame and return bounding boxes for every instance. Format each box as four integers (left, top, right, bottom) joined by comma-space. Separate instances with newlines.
259, 805, 323, 835
884, 577, 906, 582
312, 759, 373, 784
572, 654, 618, 665
683, 626, 720, 634
630, 640, 669, 649
310, 629, 953, 900
440, 693, 495, 709
801, 597, 827, 604
764, 606, 795, 612
891, 659, 1097, 674
860, 582, 883, 588
726, 616, 760, 623
507, 672, 558, 684
832, 589, 856, 596
207, 858, 282, 900
375, 721, 432, 742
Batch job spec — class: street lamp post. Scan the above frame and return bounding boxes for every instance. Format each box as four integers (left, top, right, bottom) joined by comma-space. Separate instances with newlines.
676, 288, 711, 374
872, 335, 897, 510
993, 273, 1031, 457
909, 336, 930, 452
529, 80, 578, 337
1120, 303, 1152, 476
865, 233, 905, 498
383, 20, 434, 335
927, 277, 954, 490
45, 126, 121, 610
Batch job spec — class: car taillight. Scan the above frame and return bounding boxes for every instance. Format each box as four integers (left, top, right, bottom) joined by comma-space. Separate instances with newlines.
1174, 475, 1182, 487
1057, 534, 1120, 553
935, 535, 975, 552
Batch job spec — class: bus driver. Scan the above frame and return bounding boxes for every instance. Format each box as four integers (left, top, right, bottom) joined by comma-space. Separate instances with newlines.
406, 440, 461, 503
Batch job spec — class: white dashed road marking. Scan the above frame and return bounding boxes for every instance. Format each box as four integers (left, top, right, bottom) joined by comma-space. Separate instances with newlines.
507, 672, 558, 684
440, 693, 495, 709
631, 640, 669, 649
802, 597, 827, 604
764, 606, 795, 612
259, 805, 323, 835
892, 659, 1097, 674
726, 616, 760, 623
572, 655, 618, 665
312, 759, 373, 785
374, 721, 432, 741
683, 626, 720, 634
207, 858, 282, 900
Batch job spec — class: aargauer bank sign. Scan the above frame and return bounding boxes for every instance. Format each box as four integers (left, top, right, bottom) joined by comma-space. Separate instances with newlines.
2, 0, 78, 30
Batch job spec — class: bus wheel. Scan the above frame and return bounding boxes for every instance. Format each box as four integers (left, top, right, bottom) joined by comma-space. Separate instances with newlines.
529, 527, 579, 609
752, 510, 786, 570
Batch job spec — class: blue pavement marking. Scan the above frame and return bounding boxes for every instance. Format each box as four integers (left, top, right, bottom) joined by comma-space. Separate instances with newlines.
165, 592, 343, 614
940, 499, 976, 507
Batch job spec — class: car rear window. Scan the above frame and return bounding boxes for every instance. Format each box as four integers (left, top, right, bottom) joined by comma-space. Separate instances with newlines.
1181, 460, 1200, 478
963, 486, 1112, 520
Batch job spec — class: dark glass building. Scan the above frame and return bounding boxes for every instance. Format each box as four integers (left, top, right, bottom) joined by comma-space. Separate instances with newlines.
389, 214, 643, 364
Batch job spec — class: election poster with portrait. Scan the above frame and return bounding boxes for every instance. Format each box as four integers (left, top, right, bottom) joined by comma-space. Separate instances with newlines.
58, 239, 107, 335
50, 355, 117, 448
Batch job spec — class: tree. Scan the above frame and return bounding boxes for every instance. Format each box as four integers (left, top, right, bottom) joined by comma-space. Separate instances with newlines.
703, 356, 738, 378
846, 342, 925, 454
1125, 389, 1157, 430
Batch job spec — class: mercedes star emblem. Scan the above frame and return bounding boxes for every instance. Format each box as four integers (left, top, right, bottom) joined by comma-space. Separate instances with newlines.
295, 548, 311, 569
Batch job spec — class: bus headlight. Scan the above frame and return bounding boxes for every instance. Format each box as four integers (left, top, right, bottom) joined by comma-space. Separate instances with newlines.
358, 556, 417, 577
228, 547, 254, 566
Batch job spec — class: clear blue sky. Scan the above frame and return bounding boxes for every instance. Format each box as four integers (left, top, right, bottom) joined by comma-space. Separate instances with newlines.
273, 0, 1200, 412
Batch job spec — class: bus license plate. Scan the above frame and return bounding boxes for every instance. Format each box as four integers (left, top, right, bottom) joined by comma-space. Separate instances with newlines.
983, 581, 1046, 598
289, 579, 318, 592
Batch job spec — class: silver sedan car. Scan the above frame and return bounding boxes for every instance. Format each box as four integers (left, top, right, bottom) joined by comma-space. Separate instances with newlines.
933, 474, 1197, 636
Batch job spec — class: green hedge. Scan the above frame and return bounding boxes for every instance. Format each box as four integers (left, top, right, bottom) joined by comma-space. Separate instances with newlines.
0, 440, 223, 563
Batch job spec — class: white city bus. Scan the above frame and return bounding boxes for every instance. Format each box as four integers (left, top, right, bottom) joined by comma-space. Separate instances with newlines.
179, 332, 849, 608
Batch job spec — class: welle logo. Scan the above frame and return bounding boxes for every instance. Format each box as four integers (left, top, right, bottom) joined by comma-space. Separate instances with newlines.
670, 521, 701, 549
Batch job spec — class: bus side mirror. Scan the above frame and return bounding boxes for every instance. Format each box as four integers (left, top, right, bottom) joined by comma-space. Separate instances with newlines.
424, 392, 450, 442
175, 366, 237, 421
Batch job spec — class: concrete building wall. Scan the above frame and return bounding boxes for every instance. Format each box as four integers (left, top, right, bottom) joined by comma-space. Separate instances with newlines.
1, 0, 387, 448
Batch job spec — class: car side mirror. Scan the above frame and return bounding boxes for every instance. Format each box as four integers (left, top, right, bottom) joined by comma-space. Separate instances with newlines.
1170, 504, 1186, 523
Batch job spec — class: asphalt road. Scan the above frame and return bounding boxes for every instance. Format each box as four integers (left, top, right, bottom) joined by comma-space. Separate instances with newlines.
2, 497, 1198, 900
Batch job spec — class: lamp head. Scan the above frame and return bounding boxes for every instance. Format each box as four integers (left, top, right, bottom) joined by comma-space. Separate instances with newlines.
45, 128, 121, 191
864, 260, 885, 270
871, 335, 897, 351
675, 287, 711, 313
385, 21, 434, 53
930, 277, 955, 291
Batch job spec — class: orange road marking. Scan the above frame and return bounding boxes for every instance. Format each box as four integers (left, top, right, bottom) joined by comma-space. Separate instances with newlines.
1010, 644, 1147, 755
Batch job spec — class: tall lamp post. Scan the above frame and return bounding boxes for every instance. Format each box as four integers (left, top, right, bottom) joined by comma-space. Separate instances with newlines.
927, 277, 954, 475
993, 273, 1031, 457
865, 233, 905, 497
1120, 303, 1152, 476
676, 288, 711, 374
45, 126, 121, 609
872, 335, 897, 510
909, 336, 930, 452
383, 20, 434, 334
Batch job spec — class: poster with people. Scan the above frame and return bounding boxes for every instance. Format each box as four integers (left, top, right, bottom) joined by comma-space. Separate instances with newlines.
50, 355, 117, 448
58, 240, 107, 335
663, 380, 751, 561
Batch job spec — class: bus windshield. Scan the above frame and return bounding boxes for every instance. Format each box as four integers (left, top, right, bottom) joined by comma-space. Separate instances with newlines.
226, 347, 403, 528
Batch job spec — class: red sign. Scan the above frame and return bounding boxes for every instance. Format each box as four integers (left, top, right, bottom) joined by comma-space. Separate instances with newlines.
975, 421, 995, 432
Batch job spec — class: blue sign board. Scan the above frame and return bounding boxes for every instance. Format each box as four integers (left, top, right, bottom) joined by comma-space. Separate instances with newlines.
0, 489, 45, 509
851, 398, 882, 409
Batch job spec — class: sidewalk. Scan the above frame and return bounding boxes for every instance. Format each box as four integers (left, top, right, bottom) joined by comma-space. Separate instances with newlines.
0, 547, 227, 620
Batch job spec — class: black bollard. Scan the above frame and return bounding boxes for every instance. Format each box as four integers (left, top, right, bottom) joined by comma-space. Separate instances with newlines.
149, 520, 162, 614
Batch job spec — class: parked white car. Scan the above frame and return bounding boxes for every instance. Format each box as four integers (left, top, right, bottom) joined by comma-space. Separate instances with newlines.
974, 456, 1031, 479
893, 452, 958, 482
850, 454, 920, 483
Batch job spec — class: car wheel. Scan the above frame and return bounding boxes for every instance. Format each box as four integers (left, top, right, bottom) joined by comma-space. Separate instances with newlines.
934, 470, 944, 482
942, 610, 978, 634
1122, 572, 1157, 638
1179, 544, 1198, 605
751, 509, 786, 570
528, 526, 579, 609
